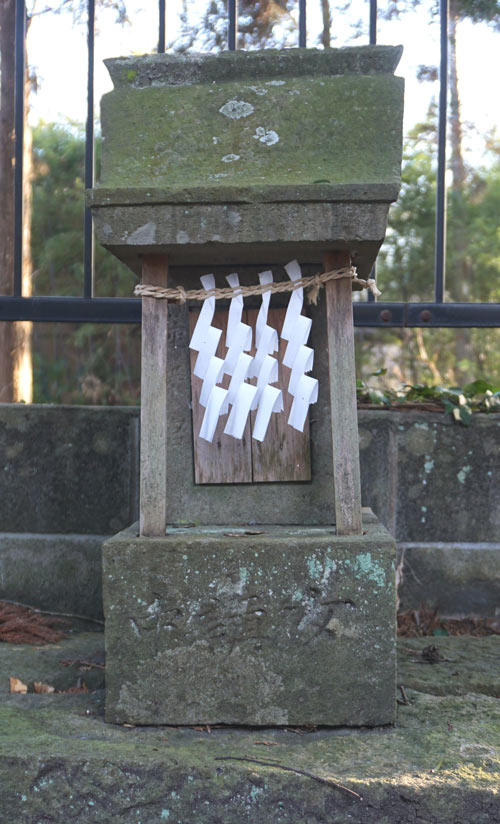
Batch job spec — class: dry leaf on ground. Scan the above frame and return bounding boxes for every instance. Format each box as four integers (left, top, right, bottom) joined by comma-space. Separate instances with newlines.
398, 605, 500, 637
33, 682, 55, 694
0, 601, 68, 645
60, 684, 89, 694
9, 677, 28, 694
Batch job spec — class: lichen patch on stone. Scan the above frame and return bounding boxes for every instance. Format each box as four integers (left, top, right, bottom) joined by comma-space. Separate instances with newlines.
127, 221, 156, 245
253, 127, 279, 146
219, 100, 255, 119
245, 85, 268, 96
457, 465, 472, 485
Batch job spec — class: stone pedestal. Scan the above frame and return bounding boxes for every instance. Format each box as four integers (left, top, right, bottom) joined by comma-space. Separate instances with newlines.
103, 510, 396, 726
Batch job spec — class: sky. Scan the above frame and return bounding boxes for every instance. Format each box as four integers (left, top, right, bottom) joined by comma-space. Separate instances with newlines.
26, 0, 500, 165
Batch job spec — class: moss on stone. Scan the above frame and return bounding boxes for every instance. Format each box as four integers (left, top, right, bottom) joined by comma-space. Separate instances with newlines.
107, 46, 403, 89
398, 636, 500, 698
1, 687, 499, 822
0, 632, 104, 694
1, 635, 500, 821
99, 74, 404, 192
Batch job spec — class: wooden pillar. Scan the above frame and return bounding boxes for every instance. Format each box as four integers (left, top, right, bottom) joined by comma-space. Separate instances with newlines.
324, 251, 363, 535
139, 255, 169, 537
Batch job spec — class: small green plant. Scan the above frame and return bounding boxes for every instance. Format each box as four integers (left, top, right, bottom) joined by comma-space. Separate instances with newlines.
356, 372, 500, 425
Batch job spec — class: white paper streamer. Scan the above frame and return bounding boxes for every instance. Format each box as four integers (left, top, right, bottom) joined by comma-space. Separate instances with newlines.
252, 385, 283, 442
250, 355, 279, 410
281, 260, 303, 341
199, 355, 225, 407
224, 383, 258, 440
199, 386, 228, 443
222, 273, 252, 378
191, 264, 319, 444
193, 325, 222, 379
226, 273, 252, 348
225, 352, 253, 409
226, 273, 243, 344
256, 270, 273, 348
288, 345, 314, 396
248, 270, 278, 380
282, 314, 312, 369
248, 323, 278, 379
222, 323, 253, 376
288, 374, 318, 432
189, 274, 216, 352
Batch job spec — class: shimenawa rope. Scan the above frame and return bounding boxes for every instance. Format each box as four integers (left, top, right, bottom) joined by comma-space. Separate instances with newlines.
134, 266, 381, 305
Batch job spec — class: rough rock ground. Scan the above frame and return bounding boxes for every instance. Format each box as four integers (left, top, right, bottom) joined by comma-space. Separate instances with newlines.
0, 633, 499, 823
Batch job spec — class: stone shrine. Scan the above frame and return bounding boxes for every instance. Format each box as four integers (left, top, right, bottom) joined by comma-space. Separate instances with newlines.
89, 46, 404, 726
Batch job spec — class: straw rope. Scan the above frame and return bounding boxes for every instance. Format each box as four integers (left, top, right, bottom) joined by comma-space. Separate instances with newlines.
134, 266, 382, 304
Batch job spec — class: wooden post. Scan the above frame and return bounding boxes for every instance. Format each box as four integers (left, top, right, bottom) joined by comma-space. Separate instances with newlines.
139, 255, 169, 537
324, 250, 363, 535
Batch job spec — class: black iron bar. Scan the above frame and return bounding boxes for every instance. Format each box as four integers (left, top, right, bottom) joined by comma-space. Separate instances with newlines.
369, 0, 377, 44
13, 0, 26, 297
6, 0, 500, 334
1, 298, 499, 327
0, 297, 142, 324
83, 0, 95, 299
228, 0, 238, 50
158, 0, 166, 52
298, 0, 306, 46
367, 0, 378, 302
434, 0, 448, 302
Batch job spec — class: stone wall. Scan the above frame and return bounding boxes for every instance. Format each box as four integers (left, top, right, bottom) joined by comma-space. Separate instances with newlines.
0, 404, 498, 619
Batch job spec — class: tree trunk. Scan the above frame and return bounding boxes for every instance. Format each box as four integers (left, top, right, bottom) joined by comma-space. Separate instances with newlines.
448, 3, 472, 377
0, 0, 32, 403
448, 8, 466, 192
320, 0, 331, 48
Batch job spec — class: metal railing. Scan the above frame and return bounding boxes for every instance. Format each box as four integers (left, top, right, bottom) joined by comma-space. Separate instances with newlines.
3, 0, 499, 329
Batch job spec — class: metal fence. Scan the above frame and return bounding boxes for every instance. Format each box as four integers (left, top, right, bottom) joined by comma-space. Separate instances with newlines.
3, 0, 500, 329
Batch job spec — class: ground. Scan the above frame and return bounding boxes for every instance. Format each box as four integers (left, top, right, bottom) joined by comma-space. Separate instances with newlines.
0, 632, 499, 822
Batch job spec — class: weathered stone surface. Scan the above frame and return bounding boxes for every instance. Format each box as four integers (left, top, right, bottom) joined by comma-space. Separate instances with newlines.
391, 412, 500, 543
0, 405, 498, 539
103, 515, 396, 726
106, 46, 403, 89
90, 47, 404, 273
0, 534, 105, 621
357, 410, 500, 543
91, 200, 391, 274
0, 404, 138, 534
98, 52, 403, 192
398, 636, 500, 698
397, 542, 500, 618
0, 632, 105, 693
1, 636, 499, 823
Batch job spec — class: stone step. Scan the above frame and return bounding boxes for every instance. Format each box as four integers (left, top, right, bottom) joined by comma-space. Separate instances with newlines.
0, 631, 105, 694
1, 633, 499, 822
3, 536, 500, 624
397, 542, 500, 618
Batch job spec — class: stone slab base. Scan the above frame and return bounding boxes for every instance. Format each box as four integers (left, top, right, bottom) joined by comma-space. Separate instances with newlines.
0, 533, 106, 622
103, 514, 396, 726
398, 542, 500, 618
1, 636, 499, 823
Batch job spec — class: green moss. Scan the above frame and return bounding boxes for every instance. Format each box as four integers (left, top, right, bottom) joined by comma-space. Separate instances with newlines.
1, 636, 500, 821
1, 685, 500, 822
99, 74, 403, 191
